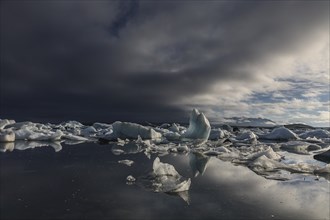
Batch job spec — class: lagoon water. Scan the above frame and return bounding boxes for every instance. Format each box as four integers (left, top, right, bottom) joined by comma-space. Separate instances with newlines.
1, 142, 329, 220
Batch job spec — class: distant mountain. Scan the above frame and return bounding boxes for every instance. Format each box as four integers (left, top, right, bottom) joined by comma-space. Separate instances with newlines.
283, 123, 314, 129
221, 117, 278, 128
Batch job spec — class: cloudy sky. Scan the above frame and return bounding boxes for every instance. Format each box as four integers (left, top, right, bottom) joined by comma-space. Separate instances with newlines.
1, 0, 329, 126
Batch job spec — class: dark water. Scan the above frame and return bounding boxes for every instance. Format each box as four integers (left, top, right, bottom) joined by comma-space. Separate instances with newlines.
0, 143, 329, 220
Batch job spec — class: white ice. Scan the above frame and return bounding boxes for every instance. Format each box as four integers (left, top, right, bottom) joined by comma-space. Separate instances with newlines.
151, 157, 191, 192
0, 129, 15, 142
118, 159, 134, 166
181, 109, 211, 143
260, 127, 299, 141
106, 121, 162, 140
299, 129, 330, 139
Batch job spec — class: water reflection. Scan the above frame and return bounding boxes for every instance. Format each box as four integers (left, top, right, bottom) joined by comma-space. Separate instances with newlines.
0, 142, 14, 152
15, 140, 62, 152
189, 152, 210, 177
0, 142, 329, 220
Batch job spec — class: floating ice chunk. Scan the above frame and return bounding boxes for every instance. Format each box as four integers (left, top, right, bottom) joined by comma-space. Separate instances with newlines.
247, 146, 282, 161
105, 121, 162, 140
299, 129, 330, 139
151, 157, 191, 192
0, 130, 15, 142
281, 141, 321, 155
80, 126, 97, 137
236, 131, 257, 141
118, 159, 134, 166
27, 130, 63, 141
314, 149, 330, 163
126, 175, 136, 185
14, 127, 33, 140
168, 123, 180, 133
176, 144, 189, 152
182, 109, 211, 142
250, 155, 287, 172
164, 132, 181, 141
205, 146, 231, 156
233, 131, 258, 144
111, 136, 152, 155
260, 127, 299, 141
209, 128, 226, 140
92, 122, 112, 130
5, 121, 35, 130
153, 157, 179, 177
60, 121, 84, 129
0, 119, 15, 129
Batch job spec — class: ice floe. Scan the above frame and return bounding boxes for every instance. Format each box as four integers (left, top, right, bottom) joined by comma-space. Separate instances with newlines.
118, 159, 134, 166
299, 129, 330, 139
104, 121, 162, 140
1, 109, 330, 183
260, 127, 299, 141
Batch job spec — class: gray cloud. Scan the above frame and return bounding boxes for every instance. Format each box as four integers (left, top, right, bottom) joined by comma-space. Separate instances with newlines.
1, 1, 328, 123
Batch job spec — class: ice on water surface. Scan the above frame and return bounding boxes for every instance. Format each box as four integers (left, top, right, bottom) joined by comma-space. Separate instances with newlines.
1, 109, 330, 200
139, 157, 191, 193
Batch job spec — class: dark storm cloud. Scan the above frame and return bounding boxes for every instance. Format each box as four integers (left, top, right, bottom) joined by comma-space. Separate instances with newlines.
0, 1, 328, 123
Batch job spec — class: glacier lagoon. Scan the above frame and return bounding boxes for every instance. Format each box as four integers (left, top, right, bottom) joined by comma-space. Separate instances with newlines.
0, 109, 330, 220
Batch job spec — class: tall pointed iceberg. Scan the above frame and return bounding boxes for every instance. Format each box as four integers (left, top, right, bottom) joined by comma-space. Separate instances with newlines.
182, 109, 211, 142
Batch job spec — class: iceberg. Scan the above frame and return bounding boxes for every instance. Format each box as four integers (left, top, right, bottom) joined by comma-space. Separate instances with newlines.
260, 127, 299, 141
181, 109, 211, 143
104, 121, 162, 140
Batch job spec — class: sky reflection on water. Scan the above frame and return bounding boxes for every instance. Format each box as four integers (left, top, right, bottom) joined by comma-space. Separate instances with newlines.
0, 143, 329, 220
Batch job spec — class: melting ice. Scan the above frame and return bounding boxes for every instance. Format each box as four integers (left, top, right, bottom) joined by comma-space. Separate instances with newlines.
1, 108, 330, 197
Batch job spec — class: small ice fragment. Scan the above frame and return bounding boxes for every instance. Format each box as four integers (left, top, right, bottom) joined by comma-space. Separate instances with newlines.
247, 146, 282, 161
176, 144, 189, 152
151, 157, 191, 192
118, 159, 134, 166
209, 128, 226, 140
126, 175, 136, 184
